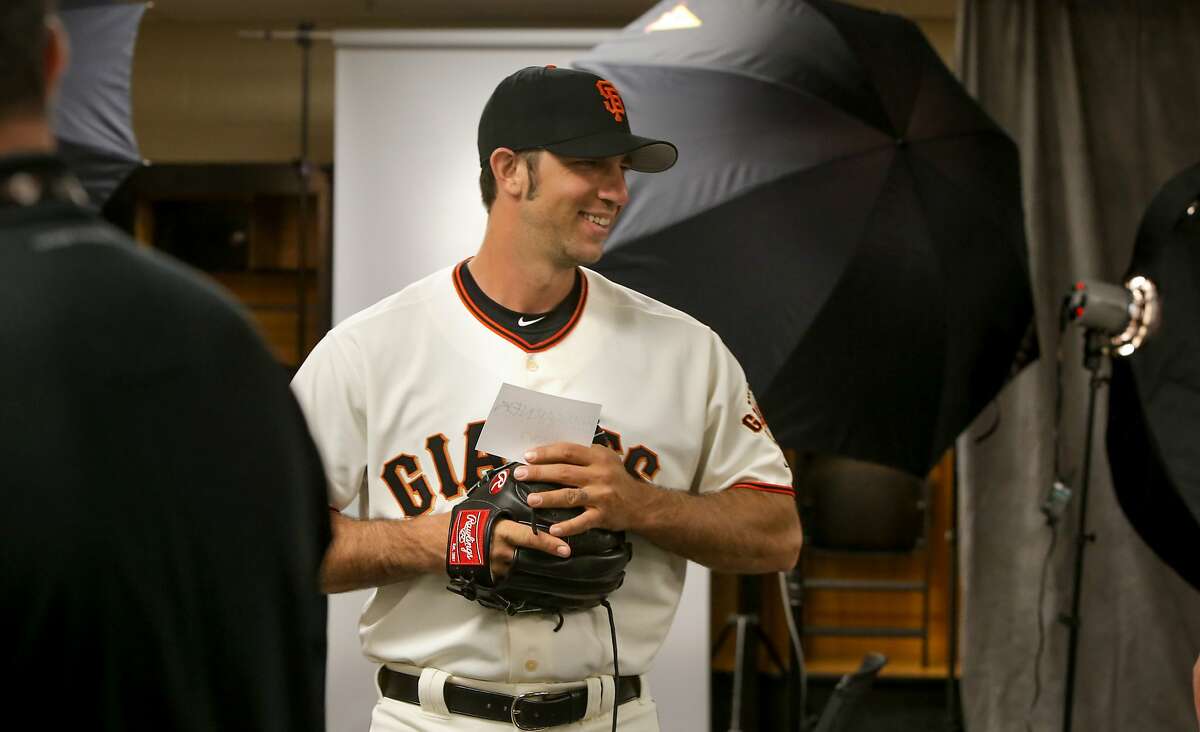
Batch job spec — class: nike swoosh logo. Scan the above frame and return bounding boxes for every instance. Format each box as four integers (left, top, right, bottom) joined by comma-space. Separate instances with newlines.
517, 316, 546, 327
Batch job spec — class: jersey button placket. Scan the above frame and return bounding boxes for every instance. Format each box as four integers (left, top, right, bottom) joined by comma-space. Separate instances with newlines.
521, 349, 560, 392
509, 614, 553, 680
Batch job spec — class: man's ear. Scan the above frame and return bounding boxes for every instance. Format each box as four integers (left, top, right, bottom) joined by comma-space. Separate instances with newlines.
43, 17, 70, 103
490, 148, 524, 199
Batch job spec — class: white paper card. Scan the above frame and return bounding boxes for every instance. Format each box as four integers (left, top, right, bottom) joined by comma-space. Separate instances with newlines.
474, 383, 602, 463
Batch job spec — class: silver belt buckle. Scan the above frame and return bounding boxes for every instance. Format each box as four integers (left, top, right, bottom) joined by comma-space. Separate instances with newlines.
510, 690, 555, 731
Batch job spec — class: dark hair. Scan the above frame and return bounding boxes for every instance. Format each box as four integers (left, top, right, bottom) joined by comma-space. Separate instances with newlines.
0, 0, 52, 122
479, 149, 542, 212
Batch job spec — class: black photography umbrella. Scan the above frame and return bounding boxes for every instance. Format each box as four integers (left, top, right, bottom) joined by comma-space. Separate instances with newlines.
577, 0, 1034, 477
52, 0, 145, 208
1107, 161, 1200, 591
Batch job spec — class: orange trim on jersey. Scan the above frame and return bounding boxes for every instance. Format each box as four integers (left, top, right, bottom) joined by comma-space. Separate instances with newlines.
730, 481, 795, 496
451, 260, 588, 353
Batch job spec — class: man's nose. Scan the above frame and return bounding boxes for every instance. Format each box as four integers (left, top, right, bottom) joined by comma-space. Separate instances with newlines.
599, 164, 630, 208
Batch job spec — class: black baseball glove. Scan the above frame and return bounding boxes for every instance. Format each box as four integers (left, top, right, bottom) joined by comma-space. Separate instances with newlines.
446, 461, 633, 618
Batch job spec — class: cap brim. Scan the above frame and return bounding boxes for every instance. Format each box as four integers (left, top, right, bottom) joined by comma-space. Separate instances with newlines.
544, 131, 678, 173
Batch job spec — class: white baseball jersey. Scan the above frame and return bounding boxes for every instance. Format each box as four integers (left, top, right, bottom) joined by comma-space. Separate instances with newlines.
292, 261, 792, 683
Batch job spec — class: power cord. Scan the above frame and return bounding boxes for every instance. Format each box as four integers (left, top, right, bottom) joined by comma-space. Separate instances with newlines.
601, 599, 620, 732
1025, 516, 1060, 732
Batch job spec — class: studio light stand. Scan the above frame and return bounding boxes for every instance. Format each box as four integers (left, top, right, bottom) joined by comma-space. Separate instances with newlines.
711, 573, 789, 732
1058, 277, 1158, 732
1059, 329, 1108, 732
780, 566, 812, 732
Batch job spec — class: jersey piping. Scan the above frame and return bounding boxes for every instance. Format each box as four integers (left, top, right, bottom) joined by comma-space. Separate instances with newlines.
451, 259, 588, 353
731, 481, 796, 496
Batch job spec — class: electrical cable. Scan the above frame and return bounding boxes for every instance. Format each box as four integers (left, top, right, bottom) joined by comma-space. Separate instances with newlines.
1053, 297, 1072, 488
972, 401, 1002, 443
601, 599, 620, 732
1025, 297, 1074, 731
1025, 517, 1060, 732
975, 315, 1040, 446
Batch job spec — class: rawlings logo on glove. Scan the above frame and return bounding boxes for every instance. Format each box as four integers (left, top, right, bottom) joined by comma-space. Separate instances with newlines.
449, 509, 488, 565
445, 461, 633, 618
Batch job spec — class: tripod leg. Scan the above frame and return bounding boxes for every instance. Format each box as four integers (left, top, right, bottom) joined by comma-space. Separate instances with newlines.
712, 622, 735, 659
752, 623, 788, 675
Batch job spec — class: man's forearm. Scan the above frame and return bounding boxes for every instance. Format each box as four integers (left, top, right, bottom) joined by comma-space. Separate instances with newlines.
320, 511, 449, 594
1192, 654, 1200, 731
636, 485, 802, 573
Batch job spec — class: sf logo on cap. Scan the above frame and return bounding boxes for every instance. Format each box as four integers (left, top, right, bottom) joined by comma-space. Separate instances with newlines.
596, 80, 626, 123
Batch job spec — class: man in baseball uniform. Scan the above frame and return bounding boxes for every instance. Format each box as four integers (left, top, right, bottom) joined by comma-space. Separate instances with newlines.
292, 65, 802, 730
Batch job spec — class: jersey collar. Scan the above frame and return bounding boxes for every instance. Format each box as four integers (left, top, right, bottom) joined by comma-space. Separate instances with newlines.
451, 259, 588, 353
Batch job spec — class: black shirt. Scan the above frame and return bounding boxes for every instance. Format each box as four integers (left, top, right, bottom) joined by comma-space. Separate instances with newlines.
0, 155, 329, 731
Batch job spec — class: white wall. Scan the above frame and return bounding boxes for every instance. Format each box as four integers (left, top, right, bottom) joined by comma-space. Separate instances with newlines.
334, 29, 614, 317
329, 29, 710, 732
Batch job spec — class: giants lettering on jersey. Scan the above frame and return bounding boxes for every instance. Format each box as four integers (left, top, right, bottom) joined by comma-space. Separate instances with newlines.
381, 422, 661, 518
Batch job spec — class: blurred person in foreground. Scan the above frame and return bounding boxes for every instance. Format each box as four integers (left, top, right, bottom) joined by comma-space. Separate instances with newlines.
0, 2, 330, 728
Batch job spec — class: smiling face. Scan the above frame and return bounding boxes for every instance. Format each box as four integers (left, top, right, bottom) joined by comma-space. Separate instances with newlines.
516, 151, 631, 267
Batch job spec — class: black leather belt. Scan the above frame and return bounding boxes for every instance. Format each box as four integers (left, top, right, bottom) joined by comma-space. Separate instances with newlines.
379, 667, 640, 730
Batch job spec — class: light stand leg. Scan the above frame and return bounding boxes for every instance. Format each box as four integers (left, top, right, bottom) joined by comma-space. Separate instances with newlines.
783, 566, 809, 732
945, 450, 962, 731
730, 574, 763, 732
712, 574, 788, 732
729, 613, 751, 732
1061, 331, 1107, 732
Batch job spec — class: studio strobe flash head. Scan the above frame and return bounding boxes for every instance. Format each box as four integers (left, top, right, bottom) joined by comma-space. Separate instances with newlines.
1065, 276, 1160, 356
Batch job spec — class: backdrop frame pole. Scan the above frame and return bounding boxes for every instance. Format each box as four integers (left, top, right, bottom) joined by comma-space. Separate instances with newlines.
293, 21, 315, 368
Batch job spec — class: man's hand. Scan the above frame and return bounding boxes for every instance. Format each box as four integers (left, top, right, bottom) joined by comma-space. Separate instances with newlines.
513, 441, 800, 574
515, 442, 647, 537
488, 518, 571, 579
445, 460, 634, 614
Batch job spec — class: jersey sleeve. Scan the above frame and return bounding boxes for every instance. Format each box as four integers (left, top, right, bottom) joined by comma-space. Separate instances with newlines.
291, 331, 368, 510
692, 329, 794, 496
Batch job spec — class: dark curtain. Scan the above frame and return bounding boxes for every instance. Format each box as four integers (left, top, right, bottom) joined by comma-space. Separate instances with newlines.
955, 1, 1200, 730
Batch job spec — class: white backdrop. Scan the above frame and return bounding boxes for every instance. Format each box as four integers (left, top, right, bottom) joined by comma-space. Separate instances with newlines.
329, 29, 711, 732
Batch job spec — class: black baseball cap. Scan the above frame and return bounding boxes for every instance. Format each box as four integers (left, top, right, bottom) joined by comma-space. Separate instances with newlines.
477, 65, 678, 174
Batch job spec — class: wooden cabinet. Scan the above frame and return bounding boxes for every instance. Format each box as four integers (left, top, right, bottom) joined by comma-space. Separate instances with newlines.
115, 163, 331, 370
